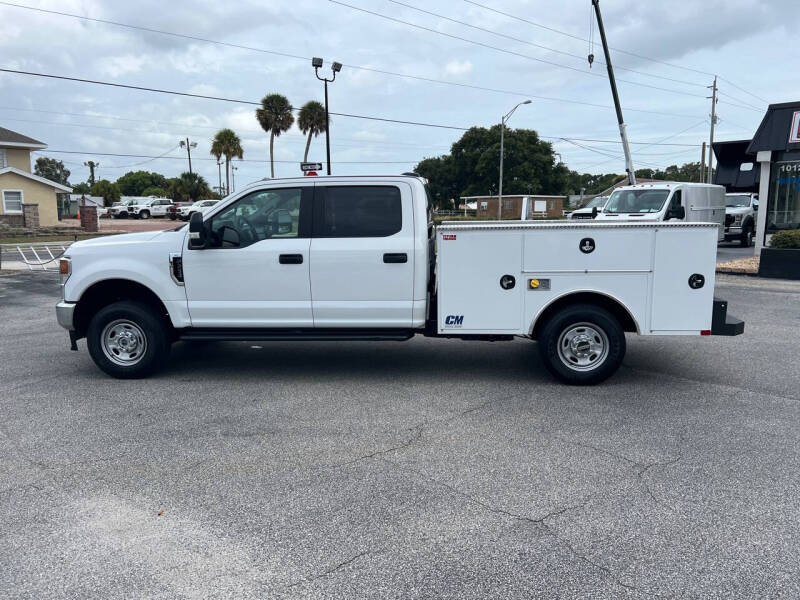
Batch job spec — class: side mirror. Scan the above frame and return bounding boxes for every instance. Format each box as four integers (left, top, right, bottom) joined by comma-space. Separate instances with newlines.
753, 202, 759, 211
591, 206, 598, 219
188, 211, 206, 249
667, 205, 686, 220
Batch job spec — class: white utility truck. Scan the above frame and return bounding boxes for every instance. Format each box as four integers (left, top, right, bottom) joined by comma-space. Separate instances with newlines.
56, 175, 743, 384
595, 182, 726, 242
724, 193, 758, 247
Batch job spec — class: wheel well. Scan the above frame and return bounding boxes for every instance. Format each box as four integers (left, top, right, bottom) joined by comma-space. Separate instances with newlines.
73, 279, 172, 338
531, 292, 638, 339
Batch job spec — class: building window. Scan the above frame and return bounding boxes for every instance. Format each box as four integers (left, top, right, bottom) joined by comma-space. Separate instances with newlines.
767, 161, 800, 235
503, 199, 514, 210
2, 190, 23, 213
0, 149, 7, 169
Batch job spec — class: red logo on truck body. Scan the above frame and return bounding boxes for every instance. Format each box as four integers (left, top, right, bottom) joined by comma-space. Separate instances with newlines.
442, 234, 457, 240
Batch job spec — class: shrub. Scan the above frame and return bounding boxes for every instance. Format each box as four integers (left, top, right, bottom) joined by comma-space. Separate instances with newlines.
770, 230, 800, 249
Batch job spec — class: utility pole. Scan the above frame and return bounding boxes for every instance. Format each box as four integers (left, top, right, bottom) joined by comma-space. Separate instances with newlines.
707, 77, 718, 184
232, 163, 237, 193
591, 0, 636, 185
700, 142, 706, 182
216, 158, 224, 195
84, 160, 98, 186
313, 58, 342, 176
180, 138, 197, 175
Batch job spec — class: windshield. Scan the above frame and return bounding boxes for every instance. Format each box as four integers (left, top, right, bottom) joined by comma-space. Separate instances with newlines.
605, 189, 670, 214
726, 195, 751, 208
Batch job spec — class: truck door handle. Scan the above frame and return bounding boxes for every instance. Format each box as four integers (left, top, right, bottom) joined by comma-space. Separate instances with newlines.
383, 253, 408, 264
279, 254, 303, 264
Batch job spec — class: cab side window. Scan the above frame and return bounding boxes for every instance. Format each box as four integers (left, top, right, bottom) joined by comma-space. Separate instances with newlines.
317, 186, 401, 237
668, 190, 682, 212
208, 188, 302, 249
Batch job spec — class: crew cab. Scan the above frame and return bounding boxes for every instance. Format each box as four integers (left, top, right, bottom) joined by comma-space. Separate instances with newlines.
56, 175, 743, 385
595, 182, 726, 242
128, 197, 173, 219
724, 193, 758, 247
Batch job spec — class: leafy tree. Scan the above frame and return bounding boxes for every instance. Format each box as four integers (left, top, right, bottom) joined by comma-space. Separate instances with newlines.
169, 172, 211, 202
210, 128, 243, 195
115, 170, 168, 196
298, 100, 327, 163
89, 179, 121, 206
71, 182, 91, 194
256, 93, 294, 178
34, 157, 70, 186
141, 186, 167, 197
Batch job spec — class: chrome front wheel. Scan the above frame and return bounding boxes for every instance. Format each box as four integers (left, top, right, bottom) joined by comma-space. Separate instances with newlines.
101, 319, 148, 366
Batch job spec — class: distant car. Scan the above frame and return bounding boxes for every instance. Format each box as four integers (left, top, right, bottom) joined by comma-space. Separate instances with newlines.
724, 193, 758, 247
129, 197, 173, 219
569, 195, 608, 220
179, 199, 219, 221
109, 199, 137, 219
167, 202, 193, 221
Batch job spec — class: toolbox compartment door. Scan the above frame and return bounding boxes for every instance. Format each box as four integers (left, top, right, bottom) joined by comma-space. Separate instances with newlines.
437, 231, 522, 332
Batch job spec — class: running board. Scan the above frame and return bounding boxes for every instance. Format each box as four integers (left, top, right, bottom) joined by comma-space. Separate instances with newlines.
177, 327, 415, 342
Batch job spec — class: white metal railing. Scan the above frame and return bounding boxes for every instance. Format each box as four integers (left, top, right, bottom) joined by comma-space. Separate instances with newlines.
0, 242, 72, 271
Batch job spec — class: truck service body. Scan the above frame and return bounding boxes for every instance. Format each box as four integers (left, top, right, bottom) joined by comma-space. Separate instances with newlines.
56, 175, 743, 384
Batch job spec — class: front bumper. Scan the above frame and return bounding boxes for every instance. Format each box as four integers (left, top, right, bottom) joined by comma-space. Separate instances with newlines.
56, 301, 76, 330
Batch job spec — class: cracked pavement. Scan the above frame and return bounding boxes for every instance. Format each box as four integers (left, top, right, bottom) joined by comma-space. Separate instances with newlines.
1, 272, 799, 599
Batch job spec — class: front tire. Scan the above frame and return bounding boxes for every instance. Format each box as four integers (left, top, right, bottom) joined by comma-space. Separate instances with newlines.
87, 301, 170, 379
139, 210, 150, 219
538, 304, 626, 385
740, 224, 753, 247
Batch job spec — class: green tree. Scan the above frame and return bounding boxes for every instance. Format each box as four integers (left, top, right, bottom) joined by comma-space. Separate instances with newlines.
115, 170, 168, 196
89, 179, 121, 206
141, 186, 167, 197
71, 182, 91, 194
297, 100, 327, 163
256, 93, 294, 178
210, 128, 243, 195
34, 157, 70, 186
170, 172, 211, 202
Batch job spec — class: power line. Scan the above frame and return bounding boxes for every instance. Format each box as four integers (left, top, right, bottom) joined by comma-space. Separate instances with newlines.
38, 149, 421, 164
386, 0, 706, 89
330, 0, 708, 100
0, 2, 704, 121
462, 0, 770, 104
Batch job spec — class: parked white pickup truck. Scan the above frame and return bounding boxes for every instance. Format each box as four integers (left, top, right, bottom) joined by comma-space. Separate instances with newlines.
56, 175, 743, 384
128, 197, 173, 219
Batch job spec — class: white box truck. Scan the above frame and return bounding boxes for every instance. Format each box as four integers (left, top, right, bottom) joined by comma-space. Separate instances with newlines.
56, 175, 743, 385
595, 182, 726, 242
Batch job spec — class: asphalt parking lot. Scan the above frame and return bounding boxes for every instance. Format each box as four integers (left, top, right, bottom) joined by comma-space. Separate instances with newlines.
1, 272, 798, 599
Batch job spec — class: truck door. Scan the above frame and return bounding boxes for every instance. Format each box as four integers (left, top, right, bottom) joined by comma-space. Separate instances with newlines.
310, 183, 415, 327
181, 185, 313, 327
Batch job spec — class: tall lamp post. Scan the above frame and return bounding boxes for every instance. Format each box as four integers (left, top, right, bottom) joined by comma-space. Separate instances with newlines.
231, 163, 238, 193
498, 100, 531, 220
180, 138, 197, 174
312, 57, 342, 176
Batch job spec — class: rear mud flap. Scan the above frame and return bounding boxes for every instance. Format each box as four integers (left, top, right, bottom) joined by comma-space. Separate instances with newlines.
711, 297, 745, 336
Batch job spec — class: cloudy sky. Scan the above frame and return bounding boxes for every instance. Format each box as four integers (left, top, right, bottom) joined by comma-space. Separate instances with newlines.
1, 0, 797, 190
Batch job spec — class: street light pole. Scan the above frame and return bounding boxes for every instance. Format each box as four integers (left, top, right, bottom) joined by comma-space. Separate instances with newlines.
216, 158, 223, 195
313, 57, 342, 176
232, 163, 237, 193
180, 138, 198, 175
498, 100, 532, 220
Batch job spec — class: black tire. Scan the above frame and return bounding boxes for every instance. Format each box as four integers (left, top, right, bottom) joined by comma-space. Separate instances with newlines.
740, 224, 753, 247
169, 214, 177, 221
86, 301, 170, 379
537, 304, 626, 385
139, 210, 150, 219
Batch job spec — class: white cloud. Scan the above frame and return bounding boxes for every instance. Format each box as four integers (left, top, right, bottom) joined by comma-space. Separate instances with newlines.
97, 54, 146, 78
444, 59, 473, 76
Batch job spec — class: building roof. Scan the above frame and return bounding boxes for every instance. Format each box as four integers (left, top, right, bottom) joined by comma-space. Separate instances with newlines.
0, 166, 72, 192
747, 101, 800, 154
712, 140, 759, 193
0, 127, 47, 150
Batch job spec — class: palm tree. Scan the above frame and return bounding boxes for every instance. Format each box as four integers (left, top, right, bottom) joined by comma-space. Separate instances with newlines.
211, 128, 243, 194
174, 172, 211, 202
297, 101, 327, 163
255, 93, 294, 178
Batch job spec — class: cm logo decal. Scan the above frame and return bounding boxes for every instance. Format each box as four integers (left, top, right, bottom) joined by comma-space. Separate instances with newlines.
444, 315, 464, 326
579, 237, 595, 254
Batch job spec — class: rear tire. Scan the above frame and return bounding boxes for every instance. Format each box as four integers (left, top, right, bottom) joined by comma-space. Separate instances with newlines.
87, 301, 170, 379
538, 304, 626, 385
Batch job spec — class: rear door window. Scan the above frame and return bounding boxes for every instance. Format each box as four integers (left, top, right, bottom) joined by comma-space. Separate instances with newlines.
317, 186, 402, 237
